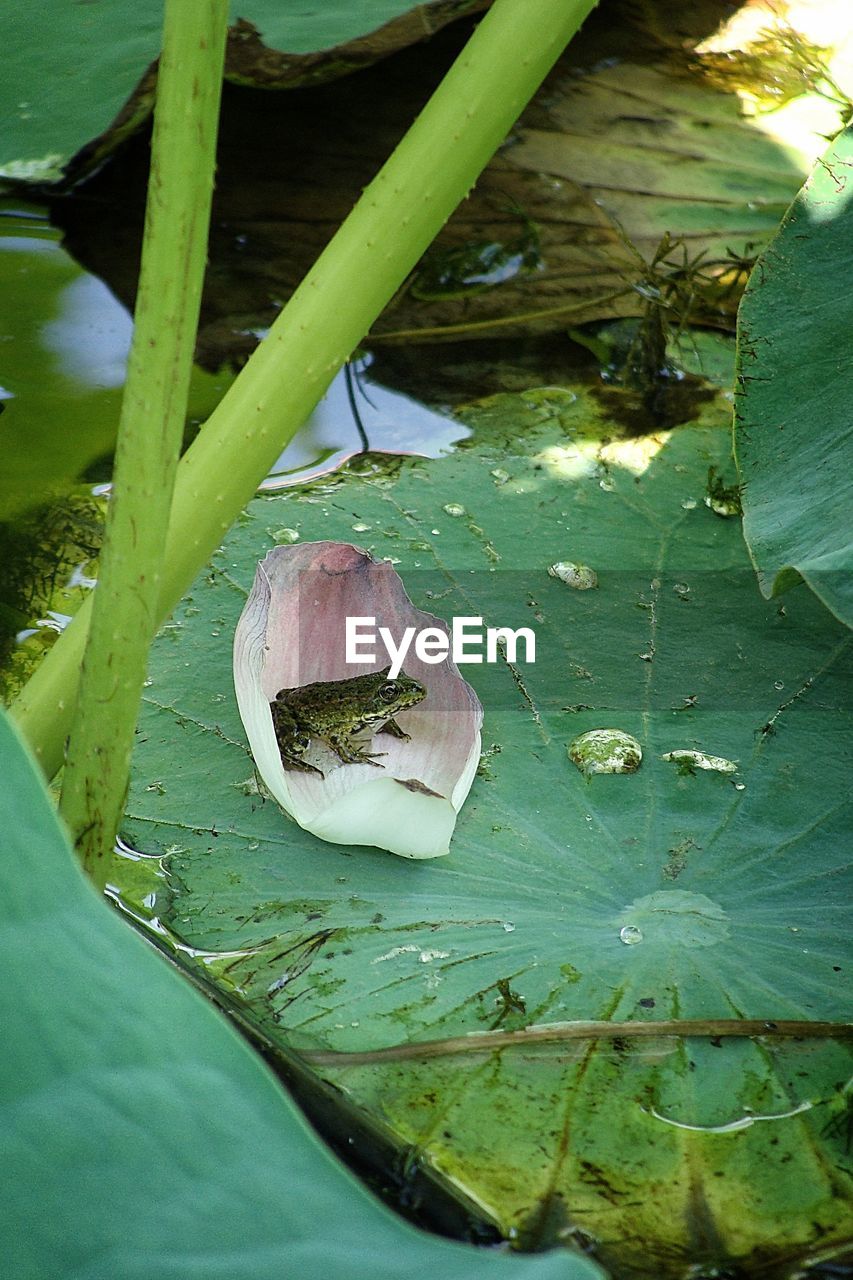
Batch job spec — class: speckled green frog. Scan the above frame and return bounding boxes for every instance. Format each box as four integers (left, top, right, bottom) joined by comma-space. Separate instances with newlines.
270, 667, 426, 777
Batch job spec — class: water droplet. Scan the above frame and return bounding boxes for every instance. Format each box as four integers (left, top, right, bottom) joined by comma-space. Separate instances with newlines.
490, 468, 510, 485
143, 678, 154, 688
569, 729, 642, 776
382, 555, 401, 565
681, 498, 697, 510
620, 925, 643, 946
548, 561, 598, 590
430, 529, 441, 536
442, 502, 466, 517
145, 781, 166, 795
673, 582, 690, 599
502, 922, 516, 932
598, 475, 615, 492
271, 527, 300, 544
352, 522, 371, 533
774, 680, 784, 691
733, 782, 746, 791
704, 493, 740, 518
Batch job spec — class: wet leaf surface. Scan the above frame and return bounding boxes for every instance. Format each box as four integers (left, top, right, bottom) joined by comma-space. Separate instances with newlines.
0, 707, 602, 1280
119, 382, 853, 1277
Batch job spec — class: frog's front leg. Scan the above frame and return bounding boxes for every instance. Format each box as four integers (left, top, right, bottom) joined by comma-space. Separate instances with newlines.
377, 718, 411, 741
326, 734, 387, 768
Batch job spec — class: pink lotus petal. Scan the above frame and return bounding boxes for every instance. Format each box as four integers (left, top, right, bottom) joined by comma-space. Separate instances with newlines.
233, 542, 482, 858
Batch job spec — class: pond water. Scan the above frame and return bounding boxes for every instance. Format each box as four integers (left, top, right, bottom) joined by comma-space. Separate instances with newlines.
0, 200, 474, 698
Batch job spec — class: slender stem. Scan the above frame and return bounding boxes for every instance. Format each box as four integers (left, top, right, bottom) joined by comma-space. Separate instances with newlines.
300, 1019, 853, 1067
368, 287, 633, 343
13, 0, 599, 779
57, 0, 228, 885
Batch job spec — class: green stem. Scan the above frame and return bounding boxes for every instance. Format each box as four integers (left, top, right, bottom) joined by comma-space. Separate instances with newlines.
57, 0, 228, 884
13, 0, 598, 781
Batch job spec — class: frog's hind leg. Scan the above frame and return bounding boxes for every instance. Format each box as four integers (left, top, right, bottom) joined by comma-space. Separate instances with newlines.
378, 718, 411, 741
271, 701, 325, 777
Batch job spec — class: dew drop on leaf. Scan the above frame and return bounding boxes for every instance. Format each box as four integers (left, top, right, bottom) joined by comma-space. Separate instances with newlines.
569, 729, 642, 775
548, 561, 598, 590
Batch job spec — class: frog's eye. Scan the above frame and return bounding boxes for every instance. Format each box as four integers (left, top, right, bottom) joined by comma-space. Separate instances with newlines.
293, 732, 311, 753
378, 681, 400, 703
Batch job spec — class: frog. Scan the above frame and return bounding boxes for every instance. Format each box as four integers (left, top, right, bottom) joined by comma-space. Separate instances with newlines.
270, 666, 426, 778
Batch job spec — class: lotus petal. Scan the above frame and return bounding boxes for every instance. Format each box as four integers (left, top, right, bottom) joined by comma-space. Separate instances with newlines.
233, 542, 483, 858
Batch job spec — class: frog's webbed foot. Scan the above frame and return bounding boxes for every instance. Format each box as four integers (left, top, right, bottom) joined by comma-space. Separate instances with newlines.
328, 736, 388, 768
378, 718, 411, 741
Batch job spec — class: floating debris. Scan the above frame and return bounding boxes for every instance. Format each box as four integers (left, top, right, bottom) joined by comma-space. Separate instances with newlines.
661, 750, 738, 775
705, 466, 742, 517
705, 493, 741, 517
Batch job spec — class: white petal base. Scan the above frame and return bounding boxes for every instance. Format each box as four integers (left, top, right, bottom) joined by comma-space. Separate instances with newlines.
305, 775, 457, 859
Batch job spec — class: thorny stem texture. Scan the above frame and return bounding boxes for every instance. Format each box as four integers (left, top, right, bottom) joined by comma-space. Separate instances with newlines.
13, 0, 599, 785
57, 0, 228, 885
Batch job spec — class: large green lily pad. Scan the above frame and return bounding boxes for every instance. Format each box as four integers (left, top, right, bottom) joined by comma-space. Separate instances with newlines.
735, 123, 853, 628
1, 2, 483, 183
119, 389, 853, 1277
0, 704, 602, 1280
